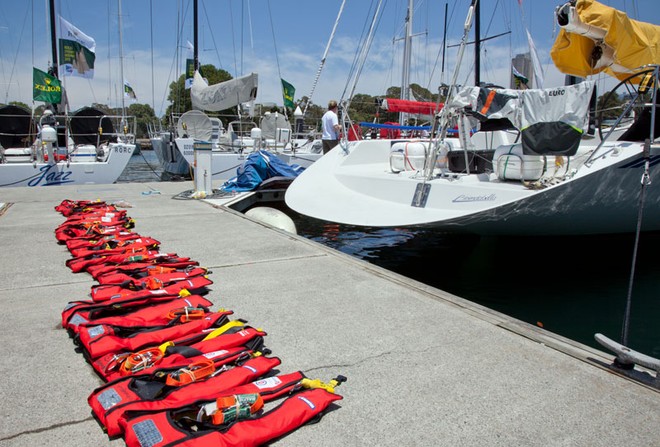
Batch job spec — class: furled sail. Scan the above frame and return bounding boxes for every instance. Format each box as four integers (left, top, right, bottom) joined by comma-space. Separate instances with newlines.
551, 0, 660, 81
191, 71, 258, 111
380, 98, 441, 115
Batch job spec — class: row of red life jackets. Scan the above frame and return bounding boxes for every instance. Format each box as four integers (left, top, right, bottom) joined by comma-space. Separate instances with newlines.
54, 199, 344, 447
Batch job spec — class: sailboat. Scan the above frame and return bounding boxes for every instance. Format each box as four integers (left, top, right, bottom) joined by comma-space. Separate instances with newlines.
0, 0, 135, 188
286, 0, 660, 236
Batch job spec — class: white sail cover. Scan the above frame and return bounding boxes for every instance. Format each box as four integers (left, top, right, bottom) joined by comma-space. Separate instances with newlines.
191, 71, 258, 112
448, 82, 595, 155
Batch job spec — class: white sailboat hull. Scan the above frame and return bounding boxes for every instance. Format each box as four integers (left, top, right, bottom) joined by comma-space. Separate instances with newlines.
0, 143, 134, 188
285, 139, 660, 235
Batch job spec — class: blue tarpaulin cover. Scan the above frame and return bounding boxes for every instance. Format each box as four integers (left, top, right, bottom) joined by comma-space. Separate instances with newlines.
221, 150, 304, 192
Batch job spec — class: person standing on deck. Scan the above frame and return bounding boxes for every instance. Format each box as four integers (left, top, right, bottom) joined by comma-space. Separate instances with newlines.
322, 100, 341, 154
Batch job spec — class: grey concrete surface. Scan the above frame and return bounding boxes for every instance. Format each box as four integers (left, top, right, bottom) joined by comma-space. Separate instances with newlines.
0, 181, 658, 447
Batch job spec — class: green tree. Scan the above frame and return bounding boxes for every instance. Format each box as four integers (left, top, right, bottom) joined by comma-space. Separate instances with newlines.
165, 64, 233, 123
126, 103, 156, 138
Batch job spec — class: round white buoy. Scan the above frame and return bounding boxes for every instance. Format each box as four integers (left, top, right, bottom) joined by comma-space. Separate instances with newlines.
245, 207, 297, 234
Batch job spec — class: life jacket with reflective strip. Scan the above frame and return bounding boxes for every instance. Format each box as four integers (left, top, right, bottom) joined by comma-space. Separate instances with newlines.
93, 326, 267, 382
90, 355, 280, 437
79, 311, 232, 361
69, 237, 161, 258
62, 292, 201, 332
65, 232, 142, 252
76, 301, 215, 349
89, 276, 212, 303
67, 295, 213, 335
88, 256, 198, 279
122, 384, 341, 447
95, 266, 208, 287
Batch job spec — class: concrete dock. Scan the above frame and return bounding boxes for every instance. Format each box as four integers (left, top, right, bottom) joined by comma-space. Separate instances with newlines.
0, 181, 658, 447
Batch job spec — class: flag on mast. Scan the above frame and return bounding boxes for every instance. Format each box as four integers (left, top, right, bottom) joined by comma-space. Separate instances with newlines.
124, 80, 137, 100
281, 78, 295, 109
512, 65, 529, 88
33, 68, 62, 103
58, 16, 96, 79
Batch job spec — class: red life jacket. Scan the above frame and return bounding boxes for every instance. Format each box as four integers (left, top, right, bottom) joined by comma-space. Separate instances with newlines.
55, 199, 111, 216
62, 293, 202, 332
87, 256, 198, 279
88, 276, 212, 303
90, 355, 280, 437
58, 209, 127, 226
69, 237, 160, 257
122, 382, 341, 447
79, 311, 232, 361
93, 262, 200, 283
94, 326, 267, 382
56, 216, 133, 237
67, 249, 164, 273
65, 232, 142, 252
67, 295, 213, 335
56, 223, 135, 242
95, 266, 208, 287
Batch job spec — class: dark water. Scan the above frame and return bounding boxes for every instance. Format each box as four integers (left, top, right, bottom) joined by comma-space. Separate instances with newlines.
119, 153, 659, 357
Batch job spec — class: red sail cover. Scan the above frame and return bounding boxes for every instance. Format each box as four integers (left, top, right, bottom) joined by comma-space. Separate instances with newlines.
381, 99, 442, 115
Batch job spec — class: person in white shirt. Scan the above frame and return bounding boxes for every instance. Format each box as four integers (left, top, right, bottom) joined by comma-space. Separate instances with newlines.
322, 100, 341, 154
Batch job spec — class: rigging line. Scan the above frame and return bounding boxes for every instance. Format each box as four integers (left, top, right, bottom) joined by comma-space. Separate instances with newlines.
342, 0, 385, 107
344, 0, 384, 97
150, 0, 155, 112
462, 0, 503, 87
247, 0, 254, 50
5, 3, 30, 104
228, 0, 238, 77
240, 0, 244, 75
303, 0, 346, 116
107, 0, 112, 103
200, 0, 224, 70
266, 0, 286, 116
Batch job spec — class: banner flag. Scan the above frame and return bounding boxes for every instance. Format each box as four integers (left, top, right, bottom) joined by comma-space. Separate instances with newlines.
185, 59, 195, 89
58, 16, 96, 78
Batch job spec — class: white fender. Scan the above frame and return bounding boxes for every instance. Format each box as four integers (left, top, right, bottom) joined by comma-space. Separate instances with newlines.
245, 207, 297, 234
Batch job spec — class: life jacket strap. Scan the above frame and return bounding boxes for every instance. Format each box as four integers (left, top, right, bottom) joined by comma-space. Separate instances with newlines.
165, 359, 216, 387
166, 306, 208, 323
117, 347, 164, 375
208, 393, 264, 425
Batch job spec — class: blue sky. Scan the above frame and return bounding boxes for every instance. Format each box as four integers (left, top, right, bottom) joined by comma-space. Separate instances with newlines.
1, 0, 659, 117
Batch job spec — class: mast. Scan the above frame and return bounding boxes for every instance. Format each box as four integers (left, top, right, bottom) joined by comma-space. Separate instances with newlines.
193, 0, 199, 72
48, 0, 58, 77
400, 0, 413, 125
473, 0, 480, 86
441, 2, 447, 84
118, 0, 126, 117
